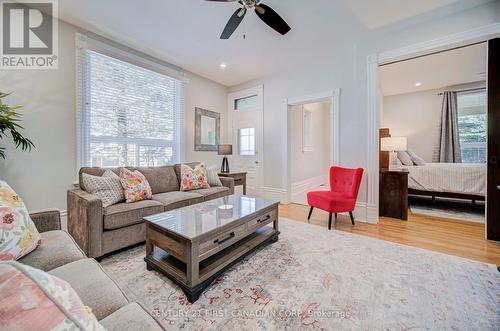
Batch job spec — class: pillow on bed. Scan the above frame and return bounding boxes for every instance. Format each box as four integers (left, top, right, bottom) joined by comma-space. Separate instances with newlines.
407, 149, 426, 166
397, 151, 414, 166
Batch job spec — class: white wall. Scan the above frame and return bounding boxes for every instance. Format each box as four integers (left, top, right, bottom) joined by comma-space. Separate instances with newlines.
0, 20, 228, 212
290, 102, 331, 183
382, 89, 441, 162
382, 81, 486, 162
229, 2, 499, 220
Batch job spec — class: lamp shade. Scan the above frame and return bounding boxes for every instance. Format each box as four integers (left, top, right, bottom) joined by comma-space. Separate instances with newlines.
217, 144, 233, 155
381, 137, 407, 152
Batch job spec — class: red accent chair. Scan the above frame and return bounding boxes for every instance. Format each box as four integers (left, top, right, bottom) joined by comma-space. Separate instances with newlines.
307, 166, 364, 229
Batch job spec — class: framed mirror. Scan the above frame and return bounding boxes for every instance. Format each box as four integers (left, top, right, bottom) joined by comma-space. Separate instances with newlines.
195, 107, 220, 151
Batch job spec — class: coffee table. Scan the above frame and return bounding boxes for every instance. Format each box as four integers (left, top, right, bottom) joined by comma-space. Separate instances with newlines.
143, 194, 279, 303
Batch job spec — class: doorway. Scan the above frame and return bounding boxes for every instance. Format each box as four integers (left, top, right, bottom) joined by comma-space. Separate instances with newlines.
378, 43, 487, 224
227, 85, 264, 195
281, 90, 340, 204
289, 101, 332, 204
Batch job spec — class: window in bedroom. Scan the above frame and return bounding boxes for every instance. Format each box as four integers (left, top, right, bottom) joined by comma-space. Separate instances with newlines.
457, 89, 487, 163
76, 35, 184, 168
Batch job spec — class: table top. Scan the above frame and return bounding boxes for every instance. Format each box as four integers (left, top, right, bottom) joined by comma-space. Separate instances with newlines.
143, 194, 278, 240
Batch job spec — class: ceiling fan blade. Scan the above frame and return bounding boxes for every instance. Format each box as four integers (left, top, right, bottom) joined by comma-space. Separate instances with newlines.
254, 4, 291, 35
220, 8, 246, 39
204, 0, 237, 2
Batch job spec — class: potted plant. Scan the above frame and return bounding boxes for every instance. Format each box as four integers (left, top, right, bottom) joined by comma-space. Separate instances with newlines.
0, 92, 34, 159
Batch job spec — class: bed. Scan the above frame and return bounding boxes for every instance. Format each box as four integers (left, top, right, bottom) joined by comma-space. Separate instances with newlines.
379, 128, 486, 204
399, 163, 486, 204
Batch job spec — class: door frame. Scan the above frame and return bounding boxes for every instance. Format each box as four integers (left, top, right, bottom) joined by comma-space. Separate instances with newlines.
366, 23, 500, 226
227, 85, 264, 192
281, 89, 341, 204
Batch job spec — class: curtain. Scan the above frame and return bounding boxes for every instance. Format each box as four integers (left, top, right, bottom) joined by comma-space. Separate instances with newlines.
434, 91, 461, 163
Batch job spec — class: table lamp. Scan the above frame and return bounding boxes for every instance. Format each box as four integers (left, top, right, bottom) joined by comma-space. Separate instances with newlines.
217, 144, 232, 173
381, 137, 407, 170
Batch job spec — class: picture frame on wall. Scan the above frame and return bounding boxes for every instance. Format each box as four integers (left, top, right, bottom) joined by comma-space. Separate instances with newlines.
195, 107, 220, 151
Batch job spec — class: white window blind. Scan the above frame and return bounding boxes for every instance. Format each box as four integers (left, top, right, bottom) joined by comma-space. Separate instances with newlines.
76, 35, 184, 168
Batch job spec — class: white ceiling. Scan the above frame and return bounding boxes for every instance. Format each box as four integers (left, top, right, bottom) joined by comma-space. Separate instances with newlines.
379, 42, 487, 96
56, 0, 491, 86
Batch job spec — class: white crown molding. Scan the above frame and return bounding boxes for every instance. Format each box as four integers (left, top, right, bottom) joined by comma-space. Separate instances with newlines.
378, 23, 500, 64
366, 23, 499, 224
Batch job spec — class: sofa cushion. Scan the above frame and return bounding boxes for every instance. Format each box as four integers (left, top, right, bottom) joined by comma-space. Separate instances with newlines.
99, 302, 164, 331
17, 230, 85, 271
192, 186, 230, 200
103, 200, 164, 230
129, 166, 179, 194
49, 258, 129, 321
151, 191, 204, 211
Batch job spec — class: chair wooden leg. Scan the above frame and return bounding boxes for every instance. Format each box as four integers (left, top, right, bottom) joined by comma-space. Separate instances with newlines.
328, 213, 333, 230
349, 211, 355, 225
307, 206, 314, 222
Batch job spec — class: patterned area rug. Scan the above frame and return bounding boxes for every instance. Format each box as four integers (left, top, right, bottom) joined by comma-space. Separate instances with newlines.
100, 219, 499, 330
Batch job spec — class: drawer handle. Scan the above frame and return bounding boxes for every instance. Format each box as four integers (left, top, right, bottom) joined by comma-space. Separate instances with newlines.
257, 215, 271, 224
214, 232, 235, 245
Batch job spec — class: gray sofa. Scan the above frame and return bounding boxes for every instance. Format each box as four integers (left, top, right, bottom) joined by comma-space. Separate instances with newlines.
20, 209, 164, 331
68, 163, 235, 258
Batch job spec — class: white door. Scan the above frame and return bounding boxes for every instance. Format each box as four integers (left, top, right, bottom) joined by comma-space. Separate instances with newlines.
227, 85, 264, 195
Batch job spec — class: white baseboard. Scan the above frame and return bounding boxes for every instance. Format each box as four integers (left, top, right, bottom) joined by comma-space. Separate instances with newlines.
291, 175, 328, 195
258, 187, 288, 202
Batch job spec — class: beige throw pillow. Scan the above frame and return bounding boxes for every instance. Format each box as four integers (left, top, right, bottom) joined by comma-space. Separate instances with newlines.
206, 165, 222, 187
82, 170, 124, 207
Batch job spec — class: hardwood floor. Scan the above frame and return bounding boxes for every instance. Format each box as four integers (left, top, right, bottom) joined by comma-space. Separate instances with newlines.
279, 203, 500, 265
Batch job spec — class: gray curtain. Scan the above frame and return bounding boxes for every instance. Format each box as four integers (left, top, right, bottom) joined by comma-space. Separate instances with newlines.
434, 91, 461, 163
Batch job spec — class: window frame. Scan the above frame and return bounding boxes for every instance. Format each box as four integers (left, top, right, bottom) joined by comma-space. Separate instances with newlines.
75, 33, 186, 171
456, 89, 487, 164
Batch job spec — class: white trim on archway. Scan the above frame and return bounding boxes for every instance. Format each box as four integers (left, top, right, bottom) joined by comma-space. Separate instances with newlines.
366, 23, 500, 224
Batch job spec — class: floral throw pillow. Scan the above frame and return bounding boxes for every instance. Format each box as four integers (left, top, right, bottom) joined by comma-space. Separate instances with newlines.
0, 261, 105, 331
119, 168, 152, 203
180, 163, 210, 191
0, 181, 41, 261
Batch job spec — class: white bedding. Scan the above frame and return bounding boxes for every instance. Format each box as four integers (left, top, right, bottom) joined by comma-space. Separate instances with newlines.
399, 163, 486, 196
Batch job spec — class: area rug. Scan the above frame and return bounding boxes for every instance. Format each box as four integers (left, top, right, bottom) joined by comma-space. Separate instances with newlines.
100, 219, 499, 330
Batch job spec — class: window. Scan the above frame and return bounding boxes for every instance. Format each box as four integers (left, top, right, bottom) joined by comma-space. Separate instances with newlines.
457, 90, 487, 163
234, 95, 257, 110
238, 128, 255, 155
76, 35, 184, 168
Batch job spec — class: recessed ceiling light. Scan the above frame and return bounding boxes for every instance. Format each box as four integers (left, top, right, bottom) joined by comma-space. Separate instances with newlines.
219, 63, 227, 70
414, 82, 422, 87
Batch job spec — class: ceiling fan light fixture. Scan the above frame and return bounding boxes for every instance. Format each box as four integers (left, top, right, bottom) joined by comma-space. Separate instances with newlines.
238, 8, 247, 17
255, 5, 265, 15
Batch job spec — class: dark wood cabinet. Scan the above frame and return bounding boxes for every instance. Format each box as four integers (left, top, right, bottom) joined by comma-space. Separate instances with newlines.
379, 169, 409, 220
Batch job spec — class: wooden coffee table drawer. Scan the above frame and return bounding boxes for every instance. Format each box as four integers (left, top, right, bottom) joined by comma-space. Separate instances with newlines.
247, 209, 277, 231
199, 224, 247, 257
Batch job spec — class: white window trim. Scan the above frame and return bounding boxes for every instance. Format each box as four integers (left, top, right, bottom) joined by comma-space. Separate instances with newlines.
75, 33, 185, 171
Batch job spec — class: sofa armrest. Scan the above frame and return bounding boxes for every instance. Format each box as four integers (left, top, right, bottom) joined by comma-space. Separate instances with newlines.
67, 189, 104, 258
219, 177, 235, 194
29, 209, 61, 232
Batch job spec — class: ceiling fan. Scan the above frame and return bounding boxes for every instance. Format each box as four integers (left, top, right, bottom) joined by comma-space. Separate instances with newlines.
205, 0, 291, 39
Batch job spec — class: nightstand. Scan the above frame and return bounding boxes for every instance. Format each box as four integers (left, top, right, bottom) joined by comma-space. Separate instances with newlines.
379, 169, 409, 220
218, 172, 247, 195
